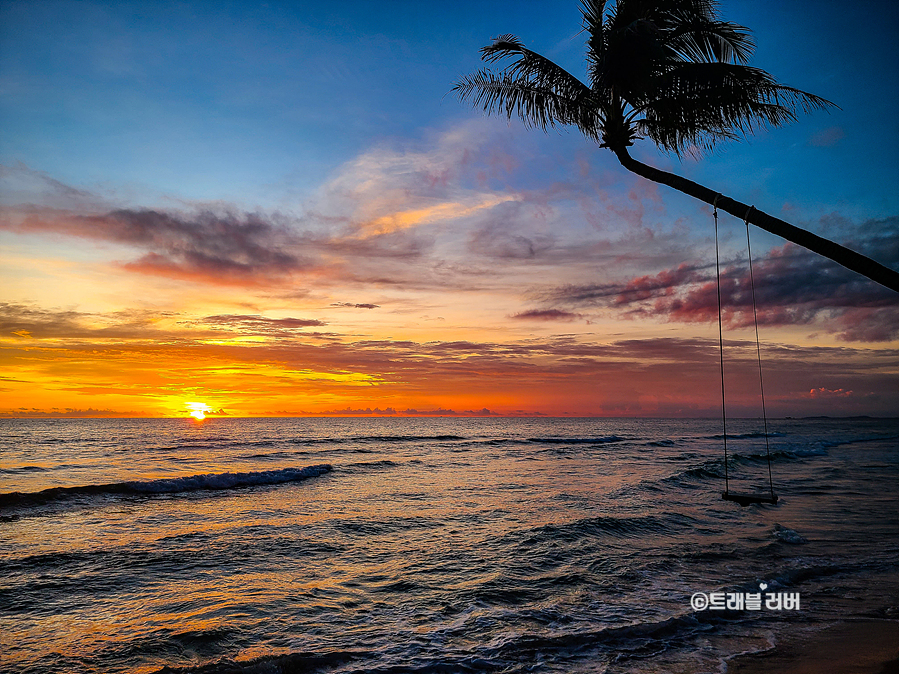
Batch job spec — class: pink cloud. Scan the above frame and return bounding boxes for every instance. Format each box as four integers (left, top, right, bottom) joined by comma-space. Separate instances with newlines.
808, 387, 853, 398
542, 223, 899, 342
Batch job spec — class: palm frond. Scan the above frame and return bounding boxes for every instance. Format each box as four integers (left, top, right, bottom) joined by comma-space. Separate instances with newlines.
663, 15, 754, 63
481, 35, 594, 104
650, 63, 836, 114
632, 63, 837, 154
453, 35, 599, 138
480, 34, 525, 62
580, 0, 608, 85
455, 0, 836, 158
453, 70, 602, 139
580, 0, 607, 31
636, 116, 737, 156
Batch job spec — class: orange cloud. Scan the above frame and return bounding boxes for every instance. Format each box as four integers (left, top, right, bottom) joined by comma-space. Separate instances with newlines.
2, 303, 897, 418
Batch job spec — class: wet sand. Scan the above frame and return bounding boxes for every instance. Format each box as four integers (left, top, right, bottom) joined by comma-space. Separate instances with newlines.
726, 620, 899, 674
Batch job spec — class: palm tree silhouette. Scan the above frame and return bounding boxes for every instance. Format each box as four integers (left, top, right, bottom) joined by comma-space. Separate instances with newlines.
454, 0, 898, 292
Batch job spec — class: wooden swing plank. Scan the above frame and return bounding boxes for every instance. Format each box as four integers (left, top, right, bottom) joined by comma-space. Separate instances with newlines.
722, 491, 778, 506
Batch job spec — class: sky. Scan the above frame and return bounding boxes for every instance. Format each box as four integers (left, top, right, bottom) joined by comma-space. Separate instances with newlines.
1, 0, 898, 418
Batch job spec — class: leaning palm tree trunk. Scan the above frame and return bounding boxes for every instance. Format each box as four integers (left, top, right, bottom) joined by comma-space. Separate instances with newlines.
455, 0, 899, 293
613, 147, 899, 292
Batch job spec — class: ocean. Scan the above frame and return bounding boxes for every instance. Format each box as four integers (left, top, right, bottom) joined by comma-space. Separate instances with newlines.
1, 417, 897, 673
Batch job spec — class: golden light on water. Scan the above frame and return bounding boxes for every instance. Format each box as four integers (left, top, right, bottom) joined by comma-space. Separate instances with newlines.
186, 402, 212, 420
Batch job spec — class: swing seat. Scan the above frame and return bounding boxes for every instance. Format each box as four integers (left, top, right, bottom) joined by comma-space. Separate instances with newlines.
722, 491, 778, 506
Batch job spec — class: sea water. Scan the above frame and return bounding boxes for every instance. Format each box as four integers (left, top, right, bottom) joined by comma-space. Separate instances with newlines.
1, 417, 897, 673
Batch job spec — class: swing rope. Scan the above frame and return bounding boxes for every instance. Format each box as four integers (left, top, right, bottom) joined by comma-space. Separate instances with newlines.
712, 196, 729, 494
743, 207, 775, 500
714, 197, 776, 504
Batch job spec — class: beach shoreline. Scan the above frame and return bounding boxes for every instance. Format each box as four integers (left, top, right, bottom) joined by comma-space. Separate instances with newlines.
725, 620, 899, 674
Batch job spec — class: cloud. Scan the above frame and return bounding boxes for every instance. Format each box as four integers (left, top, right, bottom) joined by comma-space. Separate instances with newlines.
308, 406, 513, 416
0, 163, 103, 211
511, 309, 584, 321
808, 387, 852, 398
195, 314, 326, 333
178, 406, 230, 416
331, 302, 380, 309
313, 406, 398, 415
0, 128, 706, 294
2, 206, 309, 284
0, 302, 84, 339
2, 133, 528, 289
539, 218, 899, 342
0, 303, 333, 344
0, 302, 175, 340
0, 407, 146, 418
467, 217, 557, 259
2, 304, 897, 417
310, 121, 523, 237
360, 195, 517, 236
808, 126, 845, 147
100, 208, 306, 282
2, 201, 446, 288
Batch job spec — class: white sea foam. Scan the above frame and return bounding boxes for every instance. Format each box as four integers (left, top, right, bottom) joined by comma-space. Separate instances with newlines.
124, 464, 333, 493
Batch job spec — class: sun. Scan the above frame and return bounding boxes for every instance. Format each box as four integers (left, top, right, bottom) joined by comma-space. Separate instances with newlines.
186, 402, 212, 421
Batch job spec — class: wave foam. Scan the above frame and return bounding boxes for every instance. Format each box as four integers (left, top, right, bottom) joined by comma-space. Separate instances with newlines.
528, 435, 626, 445
0, 464, 332, 509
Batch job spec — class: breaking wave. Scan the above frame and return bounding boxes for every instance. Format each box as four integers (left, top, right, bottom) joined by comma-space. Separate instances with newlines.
527, 435, 626, 445
0, 464, 332, 509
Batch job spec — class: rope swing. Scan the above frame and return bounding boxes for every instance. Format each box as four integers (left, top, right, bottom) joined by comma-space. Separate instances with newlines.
713, 197, 778, 506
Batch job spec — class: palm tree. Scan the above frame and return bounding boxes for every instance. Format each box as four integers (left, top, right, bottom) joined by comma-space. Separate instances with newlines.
453, 0, 899, 293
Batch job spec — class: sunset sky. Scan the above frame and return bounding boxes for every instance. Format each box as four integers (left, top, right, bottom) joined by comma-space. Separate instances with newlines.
1, 0, 897, 418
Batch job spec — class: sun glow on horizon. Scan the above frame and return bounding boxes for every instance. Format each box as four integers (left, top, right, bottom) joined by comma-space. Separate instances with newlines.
186, 402, 212, 420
